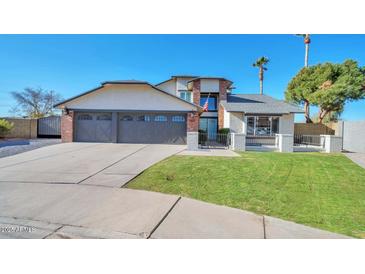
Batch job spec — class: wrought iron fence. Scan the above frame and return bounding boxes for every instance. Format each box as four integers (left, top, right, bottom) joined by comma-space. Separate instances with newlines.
199, 132, 230, 148
294, 135, 323, 147
246, 136, 276, 146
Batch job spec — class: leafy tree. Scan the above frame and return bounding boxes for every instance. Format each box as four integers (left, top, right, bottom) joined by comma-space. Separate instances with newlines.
0, 119, 13, 137
311, 110, 342, 123
285, 65, 320, 123
285, 60, 365, 123
312, 60, 365, 123
252, 56, 269, 95
10, 88, 62, 118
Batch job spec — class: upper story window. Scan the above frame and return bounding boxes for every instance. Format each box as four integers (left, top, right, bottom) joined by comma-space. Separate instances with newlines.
200, 94, 218, 111
179, 91, 192, 102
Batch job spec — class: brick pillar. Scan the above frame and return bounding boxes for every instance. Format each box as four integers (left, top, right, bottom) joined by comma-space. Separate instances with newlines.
218, 80, 228, 129
187, 112, 199, 132
192, 79, 201, 106
61, 110, 74, 142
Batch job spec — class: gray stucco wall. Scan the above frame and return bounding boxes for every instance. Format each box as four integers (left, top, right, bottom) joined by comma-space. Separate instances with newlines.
229, 112, 243, 133
279, 114, 294, 135
342, 120, 365, 153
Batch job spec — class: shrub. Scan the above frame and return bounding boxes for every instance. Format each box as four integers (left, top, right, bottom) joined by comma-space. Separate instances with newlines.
218, 128, 230, 135
0, 119, 14, 137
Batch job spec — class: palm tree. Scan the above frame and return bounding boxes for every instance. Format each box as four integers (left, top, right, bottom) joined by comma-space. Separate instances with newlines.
296, 34, 312, 122
296, 34, 311, 67
252, 56, 269, 95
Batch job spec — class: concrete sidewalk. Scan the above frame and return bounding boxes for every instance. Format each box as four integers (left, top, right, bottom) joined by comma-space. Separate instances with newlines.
0, 182, 350, 239
344, 152, 365, 169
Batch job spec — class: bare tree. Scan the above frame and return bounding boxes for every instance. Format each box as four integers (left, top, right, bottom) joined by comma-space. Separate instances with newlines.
10, 88, 62, 118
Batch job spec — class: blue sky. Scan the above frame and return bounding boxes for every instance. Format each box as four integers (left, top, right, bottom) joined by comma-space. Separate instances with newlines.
0, 34, 364, 121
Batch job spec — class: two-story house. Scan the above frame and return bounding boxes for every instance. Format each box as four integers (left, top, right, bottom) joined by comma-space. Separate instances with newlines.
55, 75, 303, 148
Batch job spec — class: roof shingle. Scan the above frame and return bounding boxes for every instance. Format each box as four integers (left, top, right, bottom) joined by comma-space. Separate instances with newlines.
221, 94, 304, 114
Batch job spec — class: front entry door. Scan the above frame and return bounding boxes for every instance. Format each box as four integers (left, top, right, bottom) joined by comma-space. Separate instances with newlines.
199, 118, 218, 140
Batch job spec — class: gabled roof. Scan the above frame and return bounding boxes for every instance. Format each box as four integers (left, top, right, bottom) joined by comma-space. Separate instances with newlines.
155, 75, 198, 86
171, 75, 199, 78
54, 80, 202, 111
101, 80, 148, 85
220, 94, 304, 114
187, 77, 233, 86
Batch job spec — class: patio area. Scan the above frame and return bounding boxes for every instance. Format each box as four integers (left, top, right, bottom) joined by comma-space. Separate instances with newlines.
198, 132, 329, 153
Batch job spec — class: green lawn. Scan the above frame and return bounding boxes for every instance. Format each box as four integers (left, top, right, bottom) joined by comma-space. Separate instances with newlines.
127, 152, 365, 238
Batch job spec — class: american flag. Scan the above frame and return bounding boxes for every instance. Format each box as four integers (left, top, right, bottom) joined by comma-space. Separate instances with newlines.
202, 93, 210, 112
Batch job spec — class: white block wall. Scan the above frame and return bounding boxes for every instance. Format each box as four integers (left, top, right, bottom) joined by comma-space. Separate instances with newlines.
230, 133, 246, 151
187, 132, 199, 151
277, 134, 294, 153
321, 135, 343, 153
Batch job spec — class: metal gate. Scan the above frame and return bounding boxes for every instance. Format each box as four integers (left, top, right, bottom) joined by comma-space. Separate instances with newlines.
199, 132, 230, 149
37, 116, 61, 137
293, 135, 323, 147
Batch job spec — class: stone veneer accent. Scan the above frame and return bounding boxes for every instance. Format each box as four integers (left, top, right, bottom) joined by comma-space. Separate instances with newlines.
61, 110, 74, 142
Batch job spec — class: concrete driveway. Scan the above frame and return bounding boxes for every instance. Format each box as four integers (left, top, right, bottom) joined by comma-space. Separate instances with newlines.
0, 143, 184, 187
0, 143, 350, 239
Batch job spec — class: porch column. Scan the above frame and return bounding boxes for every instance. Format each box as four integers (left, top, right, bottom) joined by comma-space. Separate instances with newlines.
321, 135, 343, 153
187, 112, 199, 151
230, 133, 246, 151
276, 134, 293, 153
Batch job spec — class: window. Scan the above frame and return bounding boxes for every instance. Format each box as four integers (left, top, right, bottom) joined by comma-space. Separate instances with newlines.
247, 117, 255, 135
97, 114, 111, 121
200, 95, 217, 111
121, 115, 133, 121
272, 117, 279, 134
137, 115, 151, 122
154, 115, 167, 122
246, 116, 280, 136
78, 114, 92, 120
179, 91, 192, 102
256, 117, 271, 136
172, 115, 185, 122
